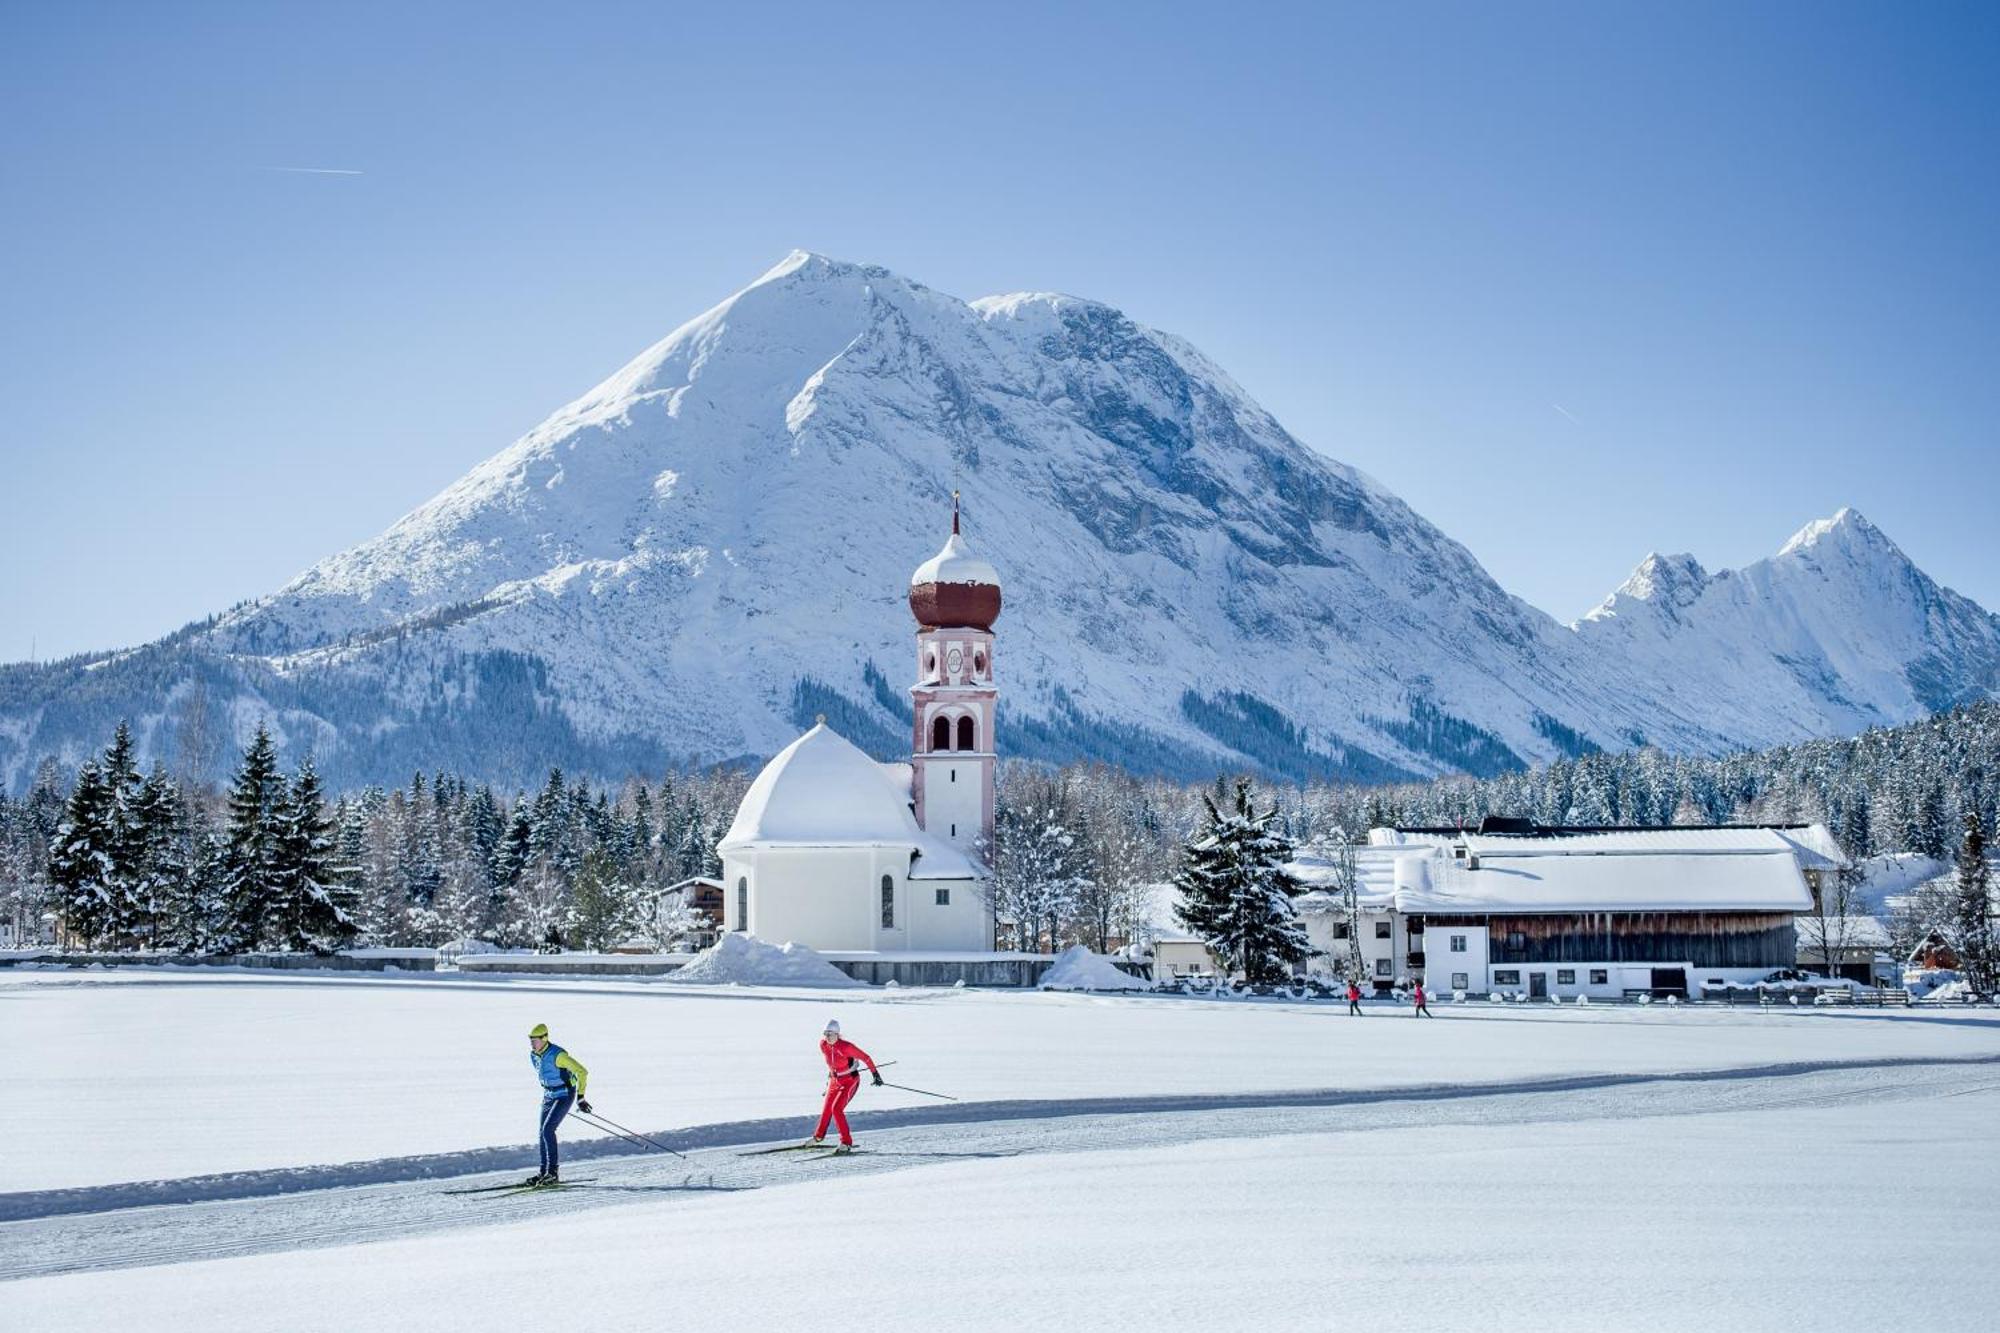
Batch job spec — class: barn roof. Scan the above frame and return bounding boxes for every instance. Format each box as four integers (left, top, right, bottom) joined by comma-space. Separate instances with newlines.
1395, 849, 1813, 914
1371, 822, 1847, 871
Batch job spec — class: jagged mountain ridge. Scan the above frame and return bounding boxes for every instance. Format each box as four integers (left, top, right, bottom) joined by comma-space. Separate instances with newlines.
4, 252, 1996, 792
1576, 507, 2000, 741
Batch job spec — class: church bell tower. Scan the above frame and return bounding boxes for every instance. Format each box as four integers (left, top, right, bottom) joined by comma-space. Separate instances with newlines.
907, 493, 1000, 864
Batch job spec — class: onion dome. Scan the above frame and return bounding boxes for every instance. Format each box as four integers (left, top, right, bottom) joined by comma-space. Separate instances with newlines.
908, 493, 1001, 630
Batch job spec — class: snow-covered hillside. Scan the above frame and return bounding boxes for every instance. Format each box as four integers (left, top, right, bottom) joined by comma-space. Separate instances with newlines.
4, 253, 1997, 790
1576, 508, 2000, 742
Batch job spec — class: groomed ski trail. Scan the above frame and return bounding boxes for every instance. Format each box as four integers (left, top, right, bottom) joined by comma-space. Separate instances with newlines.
4, 1055, 1996, 1282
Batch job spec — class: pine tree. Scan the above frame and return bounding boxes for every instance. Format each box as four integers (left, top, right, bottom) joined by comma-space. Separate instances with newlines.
1952, 811, 1996, 994
268, 759, 357, 953
160, 806, 224, 954
568, 848, 633, 953
1173, 779, 1311, 984
126, 766, 188, 950
219, 724, 284, 951
102, 722, 148, 939
49, 761, 119, 948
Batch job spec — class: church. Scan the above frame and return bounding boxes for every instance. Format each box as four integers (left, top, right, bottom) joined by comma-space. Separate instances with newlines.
715, 500, 1000, 952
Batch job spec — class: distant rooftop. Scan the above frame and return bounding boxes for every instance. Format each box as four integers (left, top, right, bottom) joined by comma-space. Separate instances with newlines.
1393, 816, 1828, 838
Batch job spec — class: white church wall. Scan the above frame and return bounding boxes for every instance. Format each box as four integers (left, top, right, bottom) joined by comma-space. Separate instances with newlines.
903, 875, 991, 951
725, 847, 884, 952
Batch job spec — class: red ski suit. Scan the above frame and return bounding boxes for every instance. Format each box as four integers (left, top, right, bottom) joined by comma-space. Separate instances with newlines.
814, 1037, 879, 1146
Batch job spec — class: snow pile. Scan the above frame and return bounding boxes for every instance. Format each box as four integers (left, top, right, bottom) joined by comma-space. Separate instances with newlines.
1039, 945, 1152, 992
1923, 980, 1982, 1004
1906, 968, 1963, 999
666, 934, 862, 988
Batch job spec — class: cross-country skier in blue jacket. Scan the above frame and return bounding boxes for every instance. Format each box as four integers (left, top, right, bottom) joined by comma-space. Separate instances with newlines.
525, 1022, 590, 1187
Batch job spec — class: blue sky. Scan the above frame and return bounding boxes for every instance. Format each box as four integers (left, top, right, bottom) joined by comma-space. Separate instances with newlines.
3, 1, 1996, 662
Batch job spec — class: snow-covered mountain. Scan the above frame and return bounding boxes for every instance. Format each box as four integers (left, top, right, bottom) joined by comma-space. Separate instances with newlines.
4, 253, 1997, 792
1574, 507, 2000, 743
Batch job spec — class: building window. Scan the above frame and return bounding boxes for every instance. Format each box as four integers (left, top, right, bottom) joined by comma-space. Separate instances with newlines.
881, 875, 895, 928
935, 888, 950, 906
1450, 934, 1467, 953
1557, 969, 1576, 985
1375, 958, 1391, 977
735, 878, 747, 933
1451, 972, 1469, 990
1331, 922, 1350, 940
931, 716, 951, 751
1374, 921, 1391, 939
1493, 969, 1521, 986
973, 651, 986, 675
1506, 931, 1527, 950
1590, 969, 1608, 985
957, 716, 976, 751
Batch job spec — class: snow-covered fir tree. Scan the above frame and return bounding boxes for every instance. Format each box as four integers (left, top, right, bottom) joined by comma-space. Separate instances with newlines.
267, 759, 357, 954
49, 760, 118, 947
218, 725, 284, 951
125, 766, 189, 950
567, 848, 634, 952
1174, 779, 1311, 984
1952, 811, 1996, 994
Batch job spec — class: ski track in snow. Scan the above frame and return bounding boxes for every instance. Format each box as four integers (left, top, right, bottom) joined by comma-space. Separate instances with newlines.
6, 1055, 1994, 1282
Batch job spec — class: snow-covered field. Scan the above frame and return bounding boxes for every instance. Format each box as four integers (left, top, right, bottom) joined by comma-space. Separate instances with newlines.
7, 968, 1999, 1330
13, 967, 1997, 1193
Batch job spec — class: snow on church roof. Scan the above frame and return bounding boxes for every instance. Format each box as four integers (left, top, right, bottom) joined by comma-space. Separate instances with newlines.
717, 723, 979, 879
909, 532, 999, 588
719, 724, 926, 851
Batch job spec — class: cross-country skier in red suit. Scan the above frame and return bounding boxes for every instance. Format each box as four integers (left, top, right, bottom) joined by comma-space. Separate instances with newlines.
808, 1019, 881, 1153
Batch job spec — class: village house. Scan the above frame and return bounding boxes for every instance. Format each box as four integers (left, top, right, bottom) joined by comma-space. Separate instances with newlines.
1156, 819, 1846, 999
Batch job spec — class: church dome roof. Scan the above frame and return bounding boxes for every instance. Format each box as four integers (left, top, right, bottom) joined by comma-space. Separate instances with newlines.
909, 532, 999, 589
909, 531, 1002, 630
717, 723, 926, 851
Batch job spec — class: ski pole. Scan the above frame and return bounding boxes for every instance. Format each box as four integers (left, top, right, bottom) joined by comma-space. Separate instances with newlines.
574, 1109, 687, 1159
872, 1080, 956, 1096
824, 1060, 898, 1088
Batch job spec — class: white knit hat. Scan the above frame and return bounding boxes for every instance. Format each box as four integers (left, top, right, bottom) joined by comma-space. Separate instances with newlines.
823, 1019, 840, 1036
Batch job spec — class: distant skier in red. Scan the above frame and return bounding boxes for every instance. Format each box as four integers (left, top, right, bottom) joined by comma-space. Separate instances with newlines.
1346, 980, 1363, 1016
810, 1019, 882, 1153
1413, 980, 1433, 1017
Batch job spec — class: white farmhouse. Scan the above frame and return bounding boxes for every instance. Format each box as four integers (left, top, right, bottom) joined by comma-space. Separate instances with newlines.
1152, 819, 1846, 999
716, 499, 999, 953
1290, 821, 1844, 999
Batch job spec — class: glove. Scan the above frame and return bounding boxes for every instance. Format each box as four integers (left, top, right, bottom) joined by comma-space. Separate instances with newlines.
577, 1099, 593, 1115
871, 1073, 883, 1087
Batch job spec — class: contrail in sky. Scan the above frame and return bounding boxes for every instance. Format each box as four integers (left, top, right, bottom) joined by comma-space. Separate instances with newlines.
262, 166, 364, 175
1552, 402, 1581, 426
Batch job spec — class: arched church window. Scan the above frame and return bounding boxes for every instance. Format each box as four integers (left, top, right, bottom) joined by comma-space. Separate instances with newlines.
957, 716, 976, 751
931, 715, 951, 751
880, 875, 895, 928
735, 878, 747, 933
973, 651, 985, 676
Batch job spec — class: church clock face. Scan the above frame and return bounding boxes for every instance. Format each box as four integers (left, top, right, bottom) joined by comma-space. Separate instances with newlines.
946, 647, 963, 675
